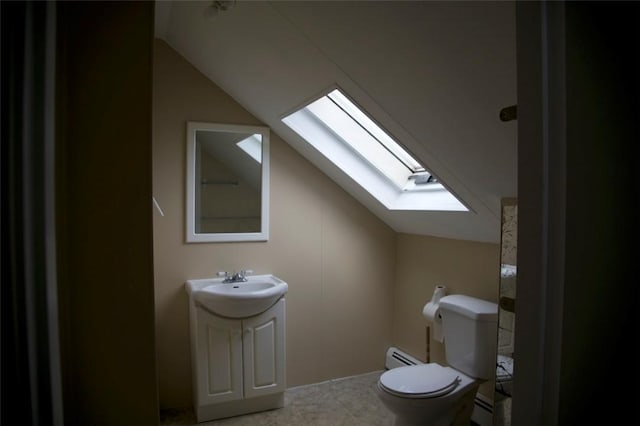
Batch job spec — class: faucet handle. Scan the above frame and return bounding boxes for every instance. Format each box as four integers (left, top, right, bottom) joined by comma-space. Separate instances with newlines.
216, 271, 229, 278
242, 269, 253, 276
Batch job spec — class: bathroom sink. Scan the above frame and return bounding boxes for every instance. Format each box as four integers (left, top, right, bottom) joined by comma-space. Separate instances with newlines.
186, 274, 288, 318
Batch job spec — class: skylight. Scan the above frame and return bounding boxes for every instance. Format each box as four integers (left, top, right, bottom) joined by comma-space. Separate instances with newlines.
282, 88, 468, 211
237, 134, 262, 163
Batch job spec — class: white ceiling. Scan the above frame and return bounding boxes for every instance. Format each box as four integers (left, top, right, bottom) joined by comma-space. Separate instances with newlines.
155, 1, 517, 243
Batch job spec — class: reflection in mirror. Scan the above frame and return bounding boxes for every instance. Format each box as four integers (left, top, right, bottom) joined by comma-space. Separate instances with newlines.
186, 122, 269, 242
494, 198, 517, 426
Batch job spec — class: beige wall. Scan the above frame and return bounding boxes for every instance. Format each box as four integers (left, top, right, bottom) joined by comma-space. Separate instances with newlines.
392, 233, 500, 398
153, 40, 396, 409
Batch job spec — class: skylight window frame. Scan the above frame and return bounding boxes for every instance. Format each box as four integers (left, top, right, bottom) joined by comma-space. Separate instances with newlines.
325, 89, 425, 175
281, 86, 469, 212
302, 89, 429, 191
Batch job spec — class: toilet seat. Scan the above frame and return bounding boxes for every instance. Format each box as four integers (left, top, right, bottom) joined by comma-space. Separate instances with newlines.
379, 364, 460, 399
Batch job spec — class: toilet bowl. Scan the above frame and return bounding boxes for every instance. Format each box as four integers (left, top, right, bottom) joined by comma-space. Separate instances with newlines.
376, 363, 479, 426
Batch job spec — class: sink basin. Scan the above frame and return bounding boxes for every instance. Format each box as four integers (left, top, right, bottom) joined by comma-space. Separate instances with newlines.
186, 274, 288, 318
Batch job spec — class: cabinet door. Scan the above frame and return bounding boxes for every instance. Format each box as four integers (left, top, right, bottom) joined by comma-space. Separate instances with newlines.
196, 308, 243, 405
242, 298, 286, 399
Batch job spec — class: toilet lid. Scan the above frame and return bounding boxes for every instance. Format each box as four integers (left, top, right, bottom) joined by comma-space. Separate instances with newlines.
379, 364, 460, 398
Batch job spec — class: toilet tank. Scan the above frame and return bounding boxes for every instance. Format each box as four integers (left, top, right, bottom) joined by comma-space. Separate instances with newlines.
439, 295, 498, 379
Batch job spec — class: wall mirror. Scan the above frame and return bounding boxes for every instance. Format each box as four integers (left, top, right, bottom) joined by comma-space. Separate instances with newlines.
186, 122, 270, 242
494, 198, 517, 426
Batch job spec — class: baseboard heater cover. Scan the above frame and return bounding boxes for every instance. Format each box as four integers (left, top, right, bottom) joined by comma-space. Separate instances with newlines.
385, 346, 424, 369
471, 393, 493, 426
384, 347, 493, 426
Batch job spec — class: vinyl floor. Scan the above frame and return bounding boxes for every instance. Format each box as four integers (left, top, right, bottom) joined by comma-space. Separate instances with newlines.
160, 371, 395, 426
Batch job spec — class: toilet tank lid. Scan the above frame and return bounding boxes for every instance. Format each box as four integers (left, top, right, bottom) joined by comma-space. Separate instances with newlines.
439, 295, 498, 322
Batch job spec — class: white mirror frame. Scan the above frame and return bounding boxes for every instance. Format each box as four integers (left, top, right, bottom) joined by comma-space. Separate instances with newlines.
186, 122, 270, 243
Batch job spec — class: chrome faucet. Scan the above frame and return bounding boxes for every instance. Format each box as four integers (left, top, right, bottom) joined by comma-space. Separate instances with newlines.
217, 269, 253, 283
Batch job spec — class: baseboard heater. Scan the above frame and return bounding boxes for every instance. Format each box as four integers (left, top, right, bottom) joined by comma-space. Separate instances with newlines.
472, 393, 493, 426
385, 346, 424, 369
384, 347, 493, 426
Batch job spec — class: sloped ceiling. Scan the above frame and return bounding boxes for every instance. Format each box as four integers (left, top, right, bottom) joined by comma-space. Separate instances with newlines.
155, 1, 517, 243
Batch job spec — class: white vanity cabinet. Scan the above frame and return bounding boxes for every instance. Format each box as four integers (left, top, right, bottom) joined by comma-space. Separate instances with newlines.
191, 298, 286, 422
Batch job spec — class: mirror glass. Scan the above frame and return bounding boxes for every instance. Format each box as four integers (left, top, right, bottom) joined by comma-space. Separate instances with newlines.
494, 198, 517, 426
186, 122, 269, 242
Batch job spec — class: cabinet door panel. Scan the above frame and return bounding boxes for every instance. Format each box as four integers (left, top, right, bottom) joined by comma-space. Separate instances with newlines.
251, 320, 276, 387
243, 299, 285, 398
196, 308, 243, 405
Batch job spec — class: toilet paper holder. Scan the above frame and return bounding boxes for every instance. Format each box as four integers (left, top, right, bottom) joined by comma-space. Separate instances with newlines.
423, 285, 447, 343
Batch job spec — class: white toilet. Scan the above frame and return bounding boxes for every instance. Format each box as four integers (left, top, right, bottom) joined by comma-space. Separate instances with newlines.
376, 294, 498, 426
